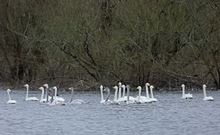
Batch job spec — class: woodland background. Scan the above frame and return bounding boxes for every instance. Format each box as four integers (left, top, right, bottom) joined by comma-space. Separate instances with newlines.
0, 0, 220, 90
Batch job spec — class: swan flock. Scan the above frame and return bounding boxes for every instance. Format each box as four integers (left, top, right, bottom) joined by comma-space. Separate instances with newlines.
4, 82, 215, 105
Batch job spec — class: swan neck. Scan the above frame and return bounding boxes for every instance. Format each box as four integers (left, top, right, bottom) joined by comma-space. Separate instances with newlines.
70, 89, 74, 102
114, 88, 118, 101
100, 87, 104, 101
138, 88, 141, 101
127, 87, 130, 102
50, 90, 54, 103
182, 86, 185, 97
146, 85, 150, 99
118, 87, 122, 99
122, 87, 125, 97
54, 87, 57, 98
203, 86, 207, 98
150, 87, 154, 98
26, 86, 29, 99
41, 89, 44, 101
7, 91, 12, 100
105, 90, 110, 102
45, 88, 49, 102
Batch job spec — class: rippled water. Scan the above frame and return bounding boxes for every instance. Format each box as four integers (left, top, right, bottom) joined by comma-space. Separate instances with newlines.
0, 89, 220, 135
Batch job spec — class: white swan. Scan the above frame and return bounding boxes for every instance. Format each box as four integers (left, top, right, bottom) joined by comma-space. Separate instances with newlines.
113, 86, 119, 102
135, 86, 152, 103
203, 84, 214, 101
181, 84, 193, 99
112, 86, 121, 104
100, 85, 105, 103
24, 84, 39, 101
68, 87, 89, 104
125, 85, 135, 104
47, 86, 65, 105
122, 85, 126, 98
118, 82, 122, 99
39, 87, 47, 103
149, 85, 157, 102
117, 84, 127, 102
7, 89, 17, 104
145, 83, 153, 103
118, 85, 136, 102
145, 83, 151, 99
102, 87, 120, 105
53, 86, 65, 102
43, 84, 52, 102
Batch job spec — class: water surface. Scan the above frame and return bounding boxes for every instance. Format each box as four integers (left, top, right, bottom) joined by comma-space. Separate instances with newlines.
0, 90, 220, 135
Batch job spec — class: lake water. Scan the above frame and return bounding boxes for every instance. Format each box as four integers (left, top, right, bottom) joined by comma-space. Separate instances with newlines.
0, 89, 220, 135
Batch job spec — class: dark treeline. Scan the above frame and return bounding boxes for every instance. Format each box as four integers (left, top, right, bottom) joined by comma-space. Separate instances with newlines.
0, 0, 220, 90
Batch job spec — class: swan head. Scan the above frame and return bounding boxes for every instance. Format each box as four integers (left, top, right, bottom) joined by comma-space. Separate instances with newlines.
24, 84, 29, 87
126, 85, 131, 90
103, 87, 110, 93
121, 85, 125, 89
38, 87, 44, 91
53, 86, 57, 90
100, 85, 103, 90
137, 86, 142, 90
150, 85, 154, 89
181, 84, 185, 87
7, 89, 11, 93
118, 82, 122, 87
69, 87, 74, 91
113, 86, 118, 90
203, 84, 206, 88
43, 84, 49, 89
145, 83, 150, 86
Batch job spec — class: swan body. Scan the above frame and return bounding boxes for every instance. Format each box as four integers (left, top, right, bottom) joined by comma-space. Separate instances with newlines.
203, 96, 214, 101
24, 84, 39, 101
149, 85, 157, 102
55, 96, 65, 102
26, 97, 39, 101
68, 87, 89, 104
49, 100, 66, 106
103, 100, 120, 105
203, 85, 214, 101
181, 84, 193, 99
69, 99, 89, 104
103, 99, 120, 105
7, 89, 17, 104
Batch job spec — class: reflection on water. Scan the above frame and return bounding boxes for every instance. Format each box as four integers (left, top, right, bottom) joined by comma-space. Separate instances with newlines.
0, 90, 220, 135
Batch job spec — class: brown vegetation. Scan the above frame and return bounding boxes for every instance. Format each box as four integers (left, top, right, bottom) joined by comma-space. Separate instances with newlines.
0, 0, 220, 90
